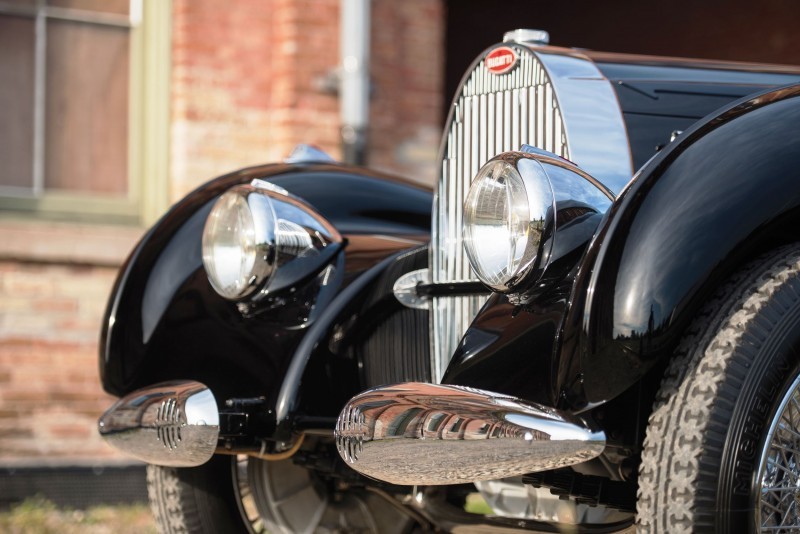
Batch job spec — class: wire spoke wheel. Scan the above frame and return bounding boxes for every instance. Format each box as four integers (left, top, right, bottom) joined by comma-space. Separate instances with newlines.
758, 375, 800, 531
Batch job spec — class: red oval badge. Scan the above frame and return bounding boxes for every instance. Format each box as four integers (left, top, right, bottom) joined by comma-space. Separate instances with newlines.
485, 46, 518, 75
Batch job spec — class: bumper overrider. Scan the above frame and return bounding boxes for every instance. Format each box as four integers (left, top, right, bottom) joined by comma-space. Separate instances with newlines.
334, 382, 605, 486
98, 381, 219, 467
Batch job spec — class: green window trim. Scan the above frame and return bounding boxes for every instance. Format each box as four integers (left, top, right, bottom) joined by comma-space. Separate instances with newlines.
0, 0, 171, 227
135, 0, 171, 227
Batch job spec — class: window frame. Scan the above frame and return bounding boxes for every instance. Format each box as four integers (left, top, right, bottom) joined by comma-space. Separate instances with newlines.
0, 0, 170, 226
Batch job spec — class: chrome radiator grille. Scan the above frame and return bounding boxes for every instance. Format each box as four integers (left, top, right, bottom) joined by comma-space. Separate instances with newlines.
430, 45, 569, 382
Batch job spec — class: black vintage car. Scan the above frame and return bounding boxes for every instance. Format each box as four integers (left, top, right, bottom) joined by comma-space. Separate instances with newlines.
98, 29, 800, 532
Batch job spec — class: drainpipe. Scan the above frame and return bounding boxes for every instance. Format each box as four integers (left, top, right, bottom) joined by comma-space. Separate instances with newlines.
340, 0, 370, 165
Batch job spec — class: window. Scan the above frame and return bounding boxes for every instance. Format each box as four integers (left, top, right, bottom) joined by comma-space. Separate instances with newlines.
0, 0, 170, 225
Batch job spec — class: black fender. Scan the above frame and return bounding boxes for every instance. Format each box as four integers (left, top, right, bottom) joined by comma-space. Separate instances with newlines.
559, 84, 800, 410
99, 162, 431, 415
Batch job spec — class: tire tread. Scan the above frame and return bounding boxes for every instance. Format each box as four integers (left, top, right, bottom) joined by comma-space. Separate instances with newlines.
637, 245, 800, 532
146, 458, 245, 534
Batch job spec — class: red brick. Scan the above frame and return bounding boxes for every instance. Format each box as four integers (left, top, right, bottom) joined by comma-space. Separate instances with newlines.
31, 298, 79, 313
49, 425, 91, 439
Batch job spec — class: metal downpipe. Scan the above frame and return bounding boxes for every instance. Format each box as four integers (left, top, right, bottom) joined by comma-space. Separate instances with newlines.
340, 0, 370, 165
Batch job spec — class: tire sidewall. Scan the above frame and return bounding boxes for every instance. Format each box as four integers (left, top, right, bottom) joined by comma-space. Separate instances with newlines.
714, 283, 800, 531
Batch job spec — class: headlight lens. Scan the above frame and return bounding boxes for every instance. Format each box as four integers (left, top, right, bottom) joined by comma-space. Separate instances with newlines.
202, 188, 276, 299
463, 157, 554, 292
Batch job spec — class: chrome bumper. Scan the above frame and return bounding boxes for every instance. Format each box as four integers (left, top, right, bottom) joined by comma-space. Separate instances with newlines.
335, 382, 605, 486
98, 380, 220, 467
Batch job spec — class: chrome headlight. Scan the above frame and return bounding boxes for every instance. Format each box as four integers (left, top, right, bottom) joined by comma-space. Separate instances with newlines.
463, 157, 553, 292
463, 147, 613, 294
202, 179, 341, 300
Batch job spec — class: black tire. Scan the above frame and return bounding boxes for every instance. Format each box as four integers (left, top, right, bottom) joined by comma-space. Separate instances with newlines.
147, 456, 249, 534
637, 244, 800, 532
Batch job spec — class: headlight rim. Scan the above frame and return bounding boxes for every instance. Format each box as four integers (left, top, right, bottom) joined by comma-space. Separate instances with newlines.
462, 153, 557, 294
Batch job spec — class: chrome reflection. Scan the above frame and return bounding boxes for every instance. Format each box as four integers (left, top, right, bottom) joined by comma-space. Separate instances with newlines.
393, 268, 431, 310
519, 145, 614, 210
98, 380, 219, 467
335, 382, 605, 486
532, 49, 633, 194
462, 157, 547, 292
503, 29, 550, 46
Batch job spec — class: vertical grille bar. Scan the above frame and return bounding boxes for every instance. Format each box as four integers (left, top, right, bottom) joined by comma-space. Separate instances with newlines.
431, 46, 569, 382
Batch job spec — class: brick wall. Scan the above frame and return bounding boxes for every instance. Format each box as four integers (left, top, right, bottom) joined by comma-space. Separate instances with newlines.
0, 262, 121, 463
171, 0, 275, 199
171, 0, 444, 199
370, 0, 444, 183
170, 0, 344, 200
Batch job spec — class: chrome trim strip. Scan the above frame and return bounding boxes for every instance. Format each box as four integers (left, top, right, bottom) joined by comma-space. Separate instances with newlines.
98, 380, 219, 467
533, 48, 633, 194
335, 382, 606, 486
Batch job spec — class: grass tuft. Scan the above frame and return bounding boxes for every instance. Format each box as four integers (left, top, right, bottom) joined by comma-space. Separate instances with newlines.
464, 492, 494, 515
0, 496, 156, 534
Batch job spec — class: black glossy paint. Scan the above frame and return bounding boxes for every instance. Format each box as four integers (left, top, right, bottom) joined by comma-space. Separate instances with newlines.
441, 205, 599, 405
274, 246, 431, 439
441, 291, 567, 407
559, 84, 800, 410
100, 163, 431, 409
595, 60, 800, 170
